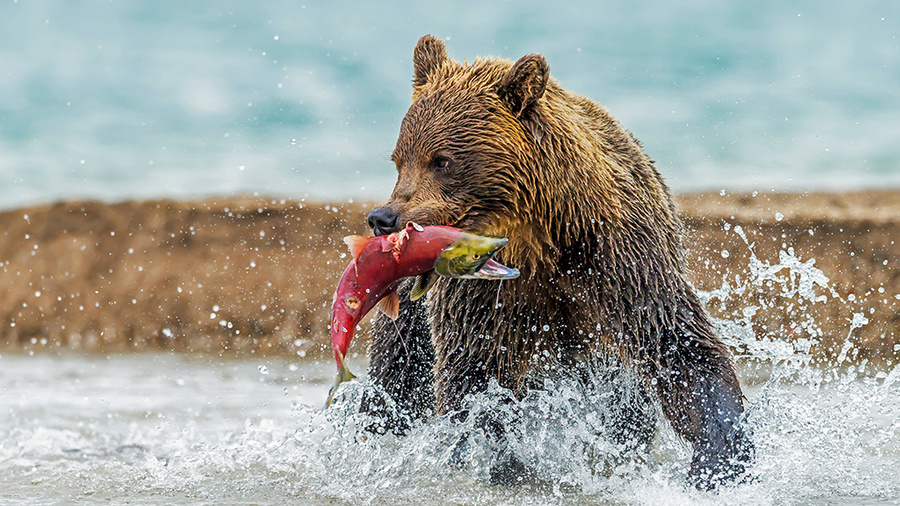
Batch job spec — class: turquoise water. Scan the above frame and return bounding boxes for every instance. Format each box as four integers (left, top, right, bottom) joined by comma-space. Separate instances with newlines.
1, 0, 898, 208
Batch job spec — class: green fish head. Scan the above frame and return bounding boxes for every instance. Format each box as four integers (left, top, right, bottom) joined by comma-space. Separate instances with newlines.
434, 234, 519, 279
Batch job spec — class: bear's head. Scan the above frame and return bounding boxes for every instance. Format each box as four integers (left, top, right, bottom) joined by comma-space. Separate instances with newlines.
368, 35, 677, 275
367, 35, 555, 271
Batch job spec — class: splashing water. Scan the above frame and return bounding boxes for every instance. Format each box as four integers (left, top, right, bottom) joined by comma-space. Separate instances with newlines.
1, 230, 899, 504
696, 224, 900, 503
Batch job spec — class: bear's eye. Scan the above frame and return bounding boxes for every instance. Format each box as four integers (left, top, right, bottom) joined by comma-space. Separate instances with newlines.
430, 155, 452, 172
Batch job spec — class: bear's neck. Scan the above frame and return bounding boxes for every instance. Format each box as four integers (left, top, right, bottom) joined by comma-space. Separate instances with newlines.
488, 86, 683, 277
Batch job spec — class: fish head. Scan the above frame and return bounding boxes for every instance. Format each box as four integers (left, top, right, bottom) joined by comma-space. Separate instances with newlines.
434, 234, 519, 279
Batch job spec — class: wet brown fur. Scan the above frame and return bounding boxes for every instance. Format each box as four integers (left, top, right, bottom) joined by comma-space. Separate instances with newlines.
369, 35, 752, 487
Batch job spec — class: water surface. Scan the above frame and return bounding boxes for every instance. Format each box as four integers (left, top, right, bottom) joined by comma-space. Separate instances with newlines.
1, 348, 898, 505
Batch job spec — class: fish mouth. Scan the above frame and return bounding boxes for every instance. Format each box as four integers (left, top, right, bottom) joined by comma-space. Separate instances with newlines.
472, 258, 520, 279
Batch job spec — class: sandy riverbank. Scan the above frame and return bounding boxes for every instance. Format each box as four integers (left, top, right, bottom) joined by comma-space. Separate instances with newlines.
1, 191, 897, 364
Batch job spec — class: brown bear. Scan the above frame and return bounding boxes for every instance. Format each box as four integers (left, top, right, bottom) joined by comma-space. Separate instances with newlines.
362, 34, 752, 489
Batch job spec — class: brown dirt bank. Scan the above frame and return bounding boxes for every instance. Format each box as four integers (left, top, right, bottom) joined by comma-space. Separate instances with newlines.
1, 191, 897, 364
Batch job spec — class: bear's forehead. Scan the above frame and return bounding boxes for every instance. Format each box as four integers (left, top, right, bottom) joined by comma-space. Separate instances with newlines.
416, 57, 510, 96
406, 89, 481, 124
392, 59, 517, 161
394, 94, 483, 152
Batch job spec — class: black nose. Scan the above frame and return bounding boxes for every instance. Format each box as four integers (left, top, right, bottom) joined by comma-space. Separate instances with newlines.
367, 207, 400, 236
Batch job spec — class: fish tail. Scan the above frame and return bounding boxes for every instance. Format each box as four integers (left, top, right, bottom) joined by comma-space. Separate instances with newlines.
338, 356, 357, 382
325, 354, 357, 408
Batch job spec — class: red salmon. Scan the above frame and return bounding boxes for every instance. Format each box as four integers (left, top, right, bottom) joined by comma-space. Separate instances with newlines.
326, 222, 518, 406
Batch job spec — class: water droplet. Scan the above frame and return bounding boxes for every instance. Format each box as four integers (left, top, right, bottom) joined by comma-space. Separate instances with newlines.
774, 212, 784, 221
259, 365, 269, 375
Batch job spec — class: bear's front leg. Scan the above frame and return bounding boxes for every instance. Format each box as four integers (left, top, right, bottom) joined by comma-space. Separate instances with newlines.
436, 365, 532, 486
428, 278, 539, 485
683, 368, 754, 488
653, 320, 754, 489
361, 279, 436, 434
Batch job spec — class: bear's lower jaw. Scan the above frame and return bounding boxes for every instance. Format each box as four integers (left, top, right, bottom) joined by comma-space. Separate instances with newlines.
394, 210, 485, 233
445, 214, 488, 233
388, 202, 504, 238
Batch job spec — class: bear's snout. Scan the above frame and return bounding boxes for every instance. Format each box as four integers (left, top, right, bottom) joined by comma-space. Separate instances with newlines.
367, 207, 401, 236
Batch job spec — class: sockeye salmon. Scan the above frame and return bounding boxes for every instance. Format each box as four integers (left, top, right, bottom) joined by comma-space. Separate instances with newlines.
326, 222, 519, 406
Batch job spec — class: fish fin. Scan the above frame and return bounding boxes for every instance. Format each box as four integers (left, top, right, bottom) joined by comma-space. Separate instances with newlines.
410, 271, 438, 301
376, 291, 400, 320
343, 235, 372, 261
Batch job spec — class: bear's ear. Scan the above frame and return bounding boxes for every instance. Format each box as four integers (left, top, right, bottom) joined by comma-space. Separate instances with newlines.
498, 54, 549, 116
498, 53, 550, 143
413, 35, 447, 87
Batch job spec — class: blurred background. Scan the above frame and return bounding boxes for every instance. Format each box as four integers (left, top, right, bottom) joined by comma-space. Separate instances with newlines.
2, 2, 899, 503
1, 0, 898, 210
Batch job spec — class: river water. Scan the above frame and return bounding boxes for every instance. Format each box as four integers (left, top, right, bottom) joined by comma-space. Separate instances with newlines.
1, 350, 898, 505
